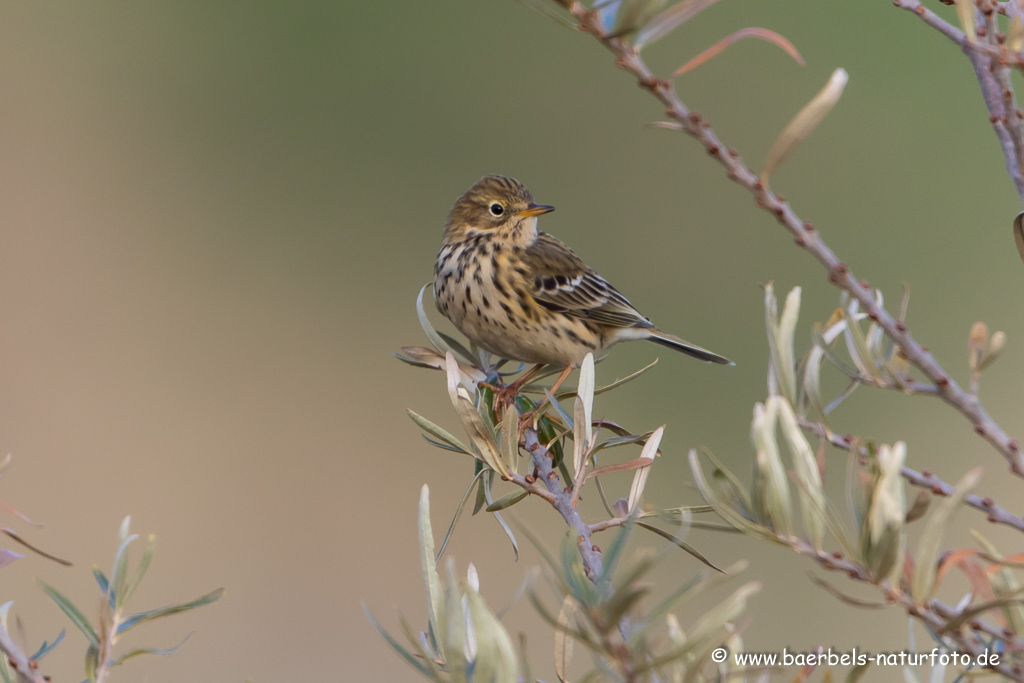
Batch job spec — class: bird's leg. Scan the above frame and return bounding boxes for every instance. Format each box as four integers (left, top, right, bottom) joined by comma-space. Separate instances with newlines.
520, 364, 574, 429
491, 363, 545, 418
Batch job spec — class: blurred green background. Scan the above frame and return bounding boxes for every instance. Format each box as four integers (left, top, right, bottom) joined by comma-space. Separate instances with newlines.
0, 0, 1021, 680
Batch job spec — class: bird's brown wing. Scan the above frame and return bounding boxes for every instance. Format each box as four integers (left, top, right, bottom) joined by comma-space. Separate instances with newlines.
522, 233, 651, 329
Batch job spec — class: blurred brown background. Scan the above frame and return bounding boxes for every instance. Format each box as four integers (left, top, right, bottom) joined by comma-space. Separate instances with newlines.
0, 0, 1020, 680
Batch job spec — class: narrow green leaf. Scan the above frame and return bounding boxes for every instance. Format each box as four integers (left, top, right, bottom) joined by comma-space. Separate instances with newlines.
399, 615, 444, 679
762, 68, 849, 182
116, 588, 224, 634
110, 634, 190, 667
598, 522, 633, 588
363, 605, 434, 678
0, 654, 11, 683
85, 645, 99, 683
554, 596, 575, 683
441, 560, 468, 683
418, 486, 443, 644
118, 515, 131, 546
776, 287, 801, 404
750, 401, 793, 537
636, 522, 722, 572
627, 425, 662, 513
437, 332, 477, 366
0, 611, 11, 683
110, 532, 139, 611
544, 390, 575, 431
1014, 212, 1024, 267
486, 489, 529, 512
417, 284, 454, 356
422, 436, 465, 453
28, 629, 65, 662
472, 467, 489, 515
578, 353, 595, 448
466, 579, 518, 683
124, 534, 156, 604
408, 410, 473, 457
92, 567, 109, 595
437, 469, 487, 561
688, 450, 781, 544
843, 302, 881, 381
803, 345, 829, 427
37, 580, 99, 648
484, 473, 519, 561
572, 396, 587, 481
774, 397, 825, 549
501, 403, 520, 475
556, 358, 658, 401
452, 388, 509, 477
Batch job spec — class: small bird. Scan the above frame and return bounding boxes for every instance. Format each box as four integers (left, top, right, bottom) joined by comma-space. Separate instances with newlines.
434, 175, 731, 399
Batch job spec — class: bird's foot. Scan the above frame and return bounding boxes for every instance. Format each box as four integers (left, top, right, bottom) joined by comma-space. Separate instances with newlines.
492, 385, 518, 417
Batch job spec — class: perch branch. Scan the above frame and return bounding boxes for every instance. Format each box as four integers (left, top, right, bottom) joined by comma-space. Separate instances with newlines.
519, 427, 606, 581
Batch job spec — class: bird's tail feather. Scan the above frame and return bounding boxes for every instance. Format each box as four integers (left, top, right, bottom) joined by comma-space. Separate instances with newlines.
645, 329, 733, 365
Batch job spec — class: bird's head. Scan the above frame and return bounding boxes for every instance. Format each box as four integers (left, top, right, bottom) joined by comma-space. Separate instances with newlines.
444, 175, 554, 243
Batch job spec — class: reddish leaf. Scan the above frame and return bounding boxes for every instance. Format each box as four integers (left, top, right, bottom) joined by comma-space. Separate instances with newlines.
675, 27, 805, 76
0, 501, 38, 526
586, 456, 655, 480
934, 548, 979, 590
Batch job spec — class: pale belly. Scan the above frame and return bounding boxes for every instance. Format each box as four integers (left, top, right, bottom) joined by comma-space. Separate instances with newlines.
433, 243, 599, 367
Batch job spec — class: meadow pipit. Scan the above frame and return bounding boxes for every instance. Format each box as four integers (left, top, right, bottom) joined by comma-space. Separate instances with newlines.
434, 175, 731, 402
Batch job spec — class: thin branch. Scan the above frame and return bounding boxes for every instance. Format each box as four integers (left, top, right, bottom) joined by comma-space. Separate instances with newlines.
520, 427, 606, 581
798, 417, 1024, 534
895, 0, 970, 44
789, 537, 1024, 682
0, 623, 46, 683
507, 471, 559, 506
554, 0, 1024, 479
895, 0, 1024, 203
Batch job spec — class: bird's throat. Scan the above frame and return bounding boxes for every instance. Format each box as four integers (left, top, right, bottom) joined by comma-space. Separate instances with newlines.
498, 216, 538, 249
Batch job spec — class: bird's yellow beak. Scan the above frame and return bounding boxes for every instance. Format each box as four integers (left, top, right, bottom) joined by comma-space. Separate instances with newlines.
516, 203, 555, 218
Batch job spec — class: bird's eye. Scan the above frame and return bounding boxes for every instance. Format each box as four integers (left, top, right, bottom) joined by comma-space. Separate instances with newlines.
489, 203, 504, 216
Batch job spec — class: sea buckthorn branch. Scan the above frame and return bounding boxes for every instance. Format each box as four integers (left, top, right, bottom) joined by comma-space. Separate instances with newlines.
787, 537, 1024, 682
895, 0, 1024, 204
547, 0, 1024, 479
520, 426, 607, 581
798, 416, 1024, 534
0, 625, 46, 683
